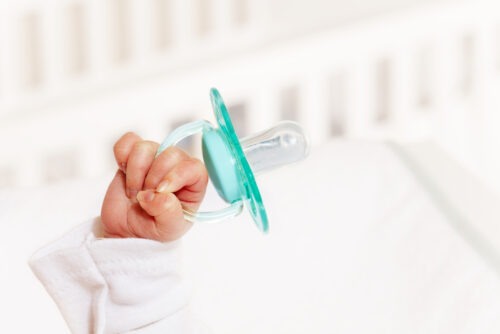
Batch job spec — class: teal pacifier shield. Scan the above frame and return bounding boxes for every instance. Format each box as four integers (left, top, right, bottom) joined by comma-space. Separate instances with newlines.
209, 88, 269, 233
201, 129, 241, 203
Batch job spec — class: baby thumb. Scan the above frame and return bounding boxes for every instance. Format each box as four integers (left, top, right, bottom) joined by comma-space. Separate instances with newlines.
137, 190, 191, 241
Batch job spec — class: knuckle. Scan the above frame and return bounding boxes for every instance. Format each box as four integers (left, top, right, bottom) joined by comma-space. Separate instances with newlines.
161, 193, 179, 213
113, 141, 126, 156
133, 140, 154, 151
131, 141, 157, 158
123, 131, 138, 140
126, 131, 137, 136
144, 140, 159, 148
192, 158, 206, 172
161, 146, 185, 161
178, 160, 197, 177
188, 158, 207, 178
113, 132, 138, 156
132, 157, 151, 171
128, 142, 156, 172
169, 168, 186, 182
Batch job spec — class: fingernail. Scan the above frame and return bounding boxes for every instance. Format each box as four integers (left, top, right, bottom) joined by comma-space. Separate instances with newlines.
156, 180, 169, 193
137, 190, 155, 202
120, 163, 126, 172
126, 188, 138, 198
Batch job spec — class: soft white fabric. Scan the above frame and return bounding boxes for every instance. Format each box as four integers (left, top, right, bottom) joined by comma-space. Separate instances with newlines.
29, 218, 209, 334
3, 140, 500, 333
392, 141, 500, 268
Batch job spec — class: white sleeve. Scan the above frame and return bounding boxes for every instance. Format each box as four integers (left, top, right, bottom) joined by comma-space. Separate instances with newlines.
29, 217, 210, 334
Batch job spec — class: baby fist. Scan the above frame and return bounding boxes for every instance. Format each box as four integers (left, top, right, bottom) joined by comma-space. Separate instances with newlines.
100, 132, 209, 242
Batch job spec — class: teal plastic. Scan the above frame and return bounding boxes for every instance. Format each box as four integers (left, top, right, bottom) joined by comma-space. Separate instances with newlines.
201, 129, 240, 203
209, 88, 269, 232
156, 89, 269, 232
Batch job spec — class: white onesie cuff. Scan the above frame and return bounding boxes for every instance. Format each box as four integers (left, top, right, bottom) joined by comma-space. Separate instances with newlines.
29, 217, 192, 334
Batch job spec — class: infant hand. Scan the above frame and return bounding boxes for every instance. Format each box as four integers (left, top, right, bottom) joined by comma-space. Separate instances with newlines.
101, 132, 209, 242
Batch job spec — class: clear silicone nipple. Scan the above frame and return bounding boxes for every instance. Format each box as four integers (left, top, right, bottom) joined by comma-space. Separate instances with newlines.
240, 121, 310, 176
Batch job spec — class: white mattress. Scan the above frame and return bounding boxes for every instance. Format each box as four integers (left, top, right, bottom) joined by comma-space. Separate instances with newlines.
1, 140, 500, 333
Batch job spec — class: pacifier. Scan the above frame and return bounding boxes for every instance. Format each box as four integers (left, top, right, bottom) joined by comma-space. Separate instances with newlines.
156, 88, 310, 232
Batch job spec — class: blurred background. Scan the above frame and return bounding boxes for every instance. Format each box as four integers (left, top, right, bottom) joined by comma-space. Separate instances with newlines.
2, 0, 500, 332
1, 0, 500, 194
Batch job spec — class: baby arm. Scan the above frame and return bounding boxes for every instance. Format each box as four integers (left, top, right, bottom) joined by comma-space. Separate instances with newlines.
30, 132, 210, 334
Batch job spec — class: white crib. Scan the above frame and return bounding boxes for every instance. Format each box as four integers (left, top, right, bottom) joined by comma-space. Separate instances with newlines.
0, 0, 499, 194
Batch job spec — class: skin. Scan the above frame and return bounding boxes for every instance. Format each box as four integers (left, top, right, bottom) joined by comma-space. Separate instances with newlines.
101, 132, 209, 242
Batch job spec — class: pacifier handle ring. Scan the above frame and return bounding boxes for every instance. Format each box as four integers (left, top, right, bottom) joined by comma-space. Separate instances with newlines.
156, 120, 244, 223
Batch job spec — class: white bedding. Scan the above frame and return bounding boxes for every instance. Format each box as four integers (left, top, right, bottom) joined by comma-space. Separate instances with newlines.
1, 140, 500, 333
